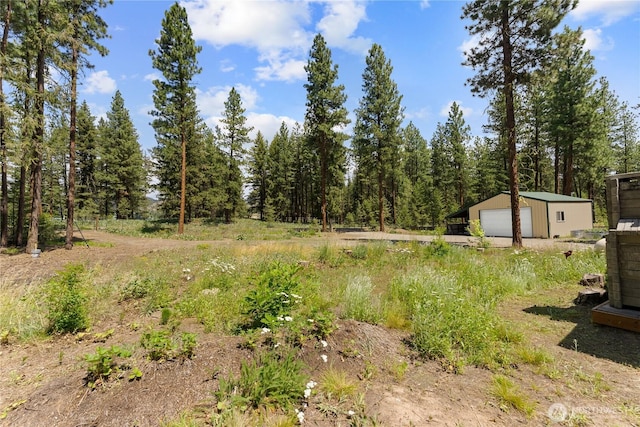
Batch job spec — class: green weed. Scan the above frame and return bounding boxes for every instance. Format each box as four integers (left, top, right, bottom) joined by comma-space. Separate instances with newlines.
45, 264, 89, 334
84, 345, 132, 388
217, 350, 307, 410
491, 374, 535, 417
241, 263, 302, 330
343, 276, 381, 324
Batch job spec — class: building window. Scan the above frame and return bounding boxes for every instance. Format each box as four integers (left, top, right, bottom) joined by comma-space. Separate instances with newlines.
556, 211, 565, 222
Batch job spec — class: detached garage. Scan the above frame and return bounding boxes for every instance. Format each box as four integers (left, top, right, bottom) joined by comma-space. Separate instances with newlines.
468, 192, 593, 238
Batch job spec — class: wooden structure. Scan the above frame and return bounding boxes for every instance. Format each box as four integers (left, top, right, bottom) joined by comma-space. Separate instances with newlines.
592, 301, 640, 333
605, 172, 640, 309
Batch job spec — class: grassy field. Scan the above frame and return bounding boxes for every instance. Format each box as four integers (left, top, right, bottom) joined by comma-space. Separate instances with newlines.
2, 219, 637, 426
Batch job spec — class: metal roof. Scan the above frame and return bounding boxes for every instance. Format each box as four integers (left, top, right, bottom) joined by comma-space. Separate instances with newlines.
503, 191, 592, 203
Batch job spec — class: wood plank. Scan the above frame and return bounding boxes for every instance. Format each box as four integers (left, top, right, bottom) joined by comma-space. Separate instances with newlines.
620, 284, 640, 297
619, 181, 640, 192
620, 199, 640, 217
592, 301, 640, 333
621, 294, 640, 309
618, 261, 640, 272
620, 271, 640, 282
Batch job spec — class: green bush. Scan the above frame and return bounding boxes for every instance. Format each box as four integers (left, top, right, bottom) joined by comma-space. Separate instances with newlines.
120, 277, 153, 301
242, 263, 301, 329
141, 330, 176, 361
45, 264, 89, 334
217, 350, 306, 410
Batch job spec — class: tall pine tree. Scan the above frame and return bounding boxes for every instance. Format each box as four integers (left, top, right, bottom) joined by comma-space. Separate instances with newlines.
462, 0, 576, 247
219, 87, 252, 223
304, 34, 349, 231
149, 2, 201, 233
354, 43, 403, 232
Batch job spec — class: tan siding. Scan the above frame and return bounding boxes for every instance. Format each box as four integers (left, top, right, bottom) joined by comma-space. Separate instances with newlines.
469, 194, 548, 238
469, 194, 592, 239
547, 202, 593, 238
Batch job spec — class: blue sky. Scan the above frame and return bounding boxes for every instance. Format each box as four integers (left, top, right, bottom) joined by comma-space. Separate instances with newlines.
80, 0, 640, 154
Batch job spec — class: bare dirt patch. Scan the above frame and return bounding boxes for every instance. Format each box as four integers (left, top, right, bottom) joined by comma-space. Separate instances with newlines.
1, 231, 638, 426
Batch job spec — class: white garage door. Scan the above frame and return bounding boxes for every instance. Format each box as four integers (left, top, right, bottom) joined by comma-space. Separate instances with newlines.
480, 207, 533, 238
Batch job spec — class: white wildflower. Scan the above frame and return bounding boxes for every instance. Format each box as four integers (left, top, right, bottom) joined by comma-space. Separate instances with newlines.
304, 388, 311, 398
307, 319, 314, 323
305, 381, 317, 389
296, 409, 305, 424
321, 340, 328, 348
321, 354, 328, 363
284, 316, 293, 322
182, 268, 191, 273
277, 316, 284, 321
261, 327, 271, 334
347, 410, 355, 417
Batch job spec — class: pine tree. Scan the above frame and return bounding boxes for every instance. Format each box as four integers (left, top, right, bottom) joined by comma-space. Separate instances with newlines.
547, 26, 596, 196
304, 34, 349, 231
613, 102, 640, 174
268, 122, 294, 221
401, 122, 430, 228
98, 90, 146, 219
61, 0, 110, 249
0, 0, 11, 247
149, 2, 201, 233
247, 131, 268, 220
444, 102, 470, 208
75, 101, 98, 215
219, 87, 252, 223
354, 43, 403, 232
462, 0, 576, 247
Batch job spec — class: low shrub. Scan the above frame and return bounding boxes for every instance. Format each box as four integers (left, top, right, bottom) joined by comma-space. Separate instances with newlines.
45, 264, 89, 334
216, 350, 307, 410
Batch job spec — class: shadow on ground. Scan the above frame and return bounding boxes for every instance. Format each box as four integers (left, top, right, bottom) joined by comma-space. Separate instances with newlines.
524, 304, 640, 368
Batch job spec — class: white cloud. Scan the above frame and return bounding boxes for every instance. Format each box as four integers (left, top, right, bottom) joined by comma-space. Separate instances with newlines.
420, 1, 430, 10
137, 103, 155, 120
220, 59, 235, 73
144, 73, 160, 82
197, 83, 259, 119
254, 52, 307, 82
86, 102, 108, 123
405, 107, 432, 121
439, 101, 473, 118
83, 70, 116, 94
247, 112, 300, 140
184, 0, 311, 51
316, 1, 371, 55
570, 0, 639, 26
582, 28, 614, 51
458, 33, 482, 62
183, 0, 371, 82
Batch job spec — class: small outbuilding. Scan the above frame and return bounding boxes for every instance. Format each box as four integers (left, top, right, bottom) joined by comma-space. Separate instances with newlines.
465, 191, 593, 238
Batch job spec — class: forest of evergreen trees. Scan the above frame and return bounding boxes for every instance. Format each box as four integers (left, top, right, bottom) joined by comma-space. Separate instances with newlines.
0, 1, 638, 250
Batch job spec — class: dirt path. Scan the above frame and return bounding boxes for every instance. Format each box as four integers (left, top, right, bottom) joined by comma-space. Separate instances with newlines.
1, 230, 591, 288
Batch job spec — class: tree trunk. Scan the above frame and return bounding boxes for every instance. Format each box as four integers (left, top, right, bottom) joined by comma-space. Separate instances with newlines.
378, 165, 385, 232
562, 141, 574, 195
320, 136, 327, 232
26, 0, 46, 253
0, 0, 10, 247
554, 137, 560, 194
16, 164, 25, 246
65, 41, 78, 250
501, 2, 522, 248
178, 129, 186, 234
